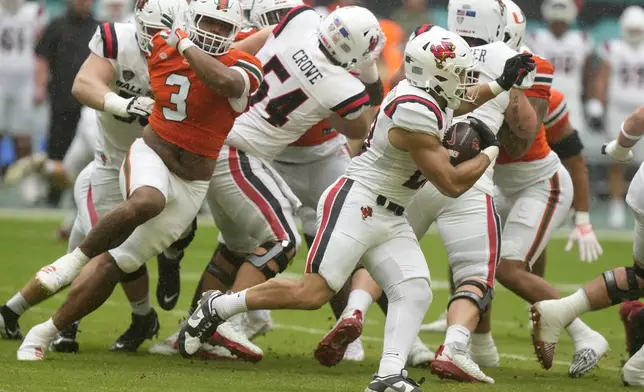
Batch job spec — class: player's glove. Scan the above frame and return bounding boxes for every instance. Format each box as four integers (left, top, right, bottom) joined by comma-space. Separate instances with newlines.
601, 140, 633, 162
585, 98, 604, 132
565, 211, 603, 263
496, 53, 536, 91
126, 96, 155, 118
160, 8, 195, 56
467, 116, 500, 149
103, 92, 154, 118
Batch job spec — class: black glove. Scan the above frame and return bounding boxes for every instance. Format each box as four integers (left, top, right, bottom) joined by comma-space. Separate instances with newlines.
496, 53, 536, 91
468, 116, 499, 149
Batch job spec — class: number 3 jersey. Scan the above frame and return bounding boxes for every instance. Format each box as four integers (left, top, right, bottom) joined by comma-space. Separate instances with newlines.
345, 80, 446, 207
226, 5, 369, 161
88, 22, 152, 169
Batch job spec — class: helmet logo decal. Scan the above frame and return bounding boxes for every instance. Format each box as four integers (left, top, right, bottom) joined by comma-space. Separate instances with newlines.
513, 10, 525, 23
217, 0, 229, 10
362, 35, 379, 56
135, 0, 148, 11
333, 17, 350, 38
429, 41, 456, 69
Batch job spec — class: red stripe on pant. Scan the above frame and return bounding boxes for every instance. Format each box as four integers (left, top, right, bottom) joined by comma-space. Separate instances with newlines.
305, 177, 346, 274
485, 194, 499, 287
228, 147, 287, 241
87, 184, 99, 228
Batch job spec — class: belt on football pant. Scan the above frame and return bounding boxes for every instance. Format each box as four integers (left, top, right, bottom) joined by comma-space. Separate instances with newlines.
376, 195, 405, 216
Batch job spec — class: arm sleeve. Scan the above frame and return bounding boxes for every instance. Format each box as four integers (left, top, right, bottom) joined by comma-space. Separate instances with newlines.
231, 52, 264, 94
525, 55, 554, 99
544, 90, 570, 139
384, 95, 443, 138
88, 23, 119, 60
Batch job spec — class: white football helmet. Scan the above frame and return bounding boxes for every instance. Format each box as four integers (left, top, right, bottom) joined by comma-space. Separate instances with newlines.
404, 25, 478, 110
250, 0, 303, 29
447, 0, 507, 44
239, 0, 253, 27
620, 6, 644, 46
541, 0, 577, 24
101, 0, 129, 22
134, 0, 181, 52
503, 0, 526, 51
317, 6, 385, 70
188, 0, 243, 55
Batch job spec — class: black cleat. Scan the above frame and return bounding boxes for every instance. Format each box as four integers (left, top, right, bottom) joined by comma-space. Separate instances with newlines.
0, 305, 22, 340
366, 369, 425, 392
52, 321, 80, 353
110, 309, 160, 352
178, 290, 226, 358
156, 252, 182, 311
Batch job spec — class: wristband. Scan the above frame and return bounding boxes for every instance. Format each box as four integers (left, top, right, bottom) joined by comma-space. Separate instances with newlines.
481, 145, 499, 162
178, 38, 196, 57
487, 81, 504, 96
621, 121, 644, 141
612, 140, 633, 158
103, 91, 129, 117
574, 211, 590, 226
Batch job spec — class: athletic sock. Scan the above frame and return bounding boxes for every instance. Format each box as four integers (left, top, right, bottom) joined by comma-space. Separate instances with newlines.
6, 293, 30, 316
345, 289, 373, 319
213, 290, 248, 319
444, 324, 471, 346
130, 296, 152, 316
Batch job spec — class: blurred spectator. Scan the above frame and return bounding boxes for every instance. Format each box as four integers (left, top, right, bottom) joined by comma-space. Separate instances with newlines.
99, 0, 133, 22
391, 0, 429, 39
0, 0, 46, 171
35, 0, 97, 206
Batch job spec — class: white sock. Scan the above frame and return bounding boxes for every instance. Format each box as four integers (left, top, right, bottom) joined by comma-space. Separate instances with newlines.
561, 289, 592, 318
444, 324, 471, 346
566, 318, 594, 343
62, 248, 90, 270
130, 296, 152, 316
471, 331, 494, 346
6, 293, 30, 316
40, 318, 60, 339
345, 289, 373, 319
214, 290, 248, 319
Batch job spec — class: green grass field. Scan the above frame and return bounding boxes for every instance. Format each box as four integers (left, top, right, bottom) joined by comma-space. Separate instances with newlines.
0, 216, 635, 392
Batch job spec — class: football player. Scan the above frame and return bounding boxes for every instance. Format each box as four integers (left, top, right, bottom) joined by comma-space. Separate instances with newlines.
180, 26, 534, 392
16, 0, 263, 361
589, 6, 644, 228
531, 105, 644, 386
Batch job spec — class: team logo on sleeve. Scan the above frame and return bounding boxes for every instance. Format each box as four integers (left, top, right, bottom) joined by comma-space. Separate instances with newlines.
122, 70, 135, 82
135, 0, 148, 11
429, 41, 456, 69
360, 206, 373, 221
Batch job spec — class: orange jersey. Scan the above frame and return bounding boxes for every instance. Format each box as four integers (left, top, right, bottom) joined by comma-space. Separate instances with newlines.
147, 35, 263, 158
289, 120, 339, 147
544, 89, 570, 141
235, 27, 257, 42
498, 54, 554, 164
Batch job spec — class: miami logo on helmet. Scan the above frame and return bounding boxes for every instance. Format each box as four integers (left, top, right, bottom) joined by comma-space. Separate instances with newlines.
429, 41, 456, 70
135, 0, 148, 11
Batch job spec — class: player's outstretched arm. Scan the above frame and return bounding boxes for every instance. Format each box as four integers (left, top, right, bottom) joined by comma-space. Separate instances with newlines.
71, 54, 115, 111
390, 127, 496, 198
603, 105, 644, 162
231, 27, 273, 55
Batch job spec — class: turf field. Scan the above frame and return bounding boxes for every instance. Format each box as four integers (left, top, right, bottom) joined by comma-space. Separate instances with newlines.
0, 215, 635, 392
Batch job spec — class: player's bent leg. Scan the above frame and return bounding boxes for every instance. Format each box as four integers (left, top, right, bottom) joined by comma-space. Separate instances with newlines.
157, 218, 198, 311
623, 344, 644, 386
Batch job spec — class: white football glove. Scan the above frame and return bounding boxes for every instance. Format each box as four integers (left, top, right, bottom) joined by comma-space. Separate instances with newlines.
160, 7, 195, 56
565, 212, 603, 263
601, 140, 633, 162
126, 96, 155, 118
103, 92, 154, 118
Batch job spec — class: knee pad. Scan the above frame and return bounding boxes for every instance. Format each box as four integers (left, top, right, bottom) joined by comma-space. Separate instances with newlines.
247, 240, 295, 280
448, 280, 494, 315
205, 243, 245, 287
169, 218, 197, 252
602, 266, 644, 305
121, 264, 147, 283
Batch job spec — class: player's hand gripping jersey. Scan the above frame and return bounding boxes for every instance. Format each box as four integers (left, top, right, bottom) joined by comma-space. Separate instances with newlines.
147, 33, 263, 158
226, 5, 369, 160
344, 80, 446, 207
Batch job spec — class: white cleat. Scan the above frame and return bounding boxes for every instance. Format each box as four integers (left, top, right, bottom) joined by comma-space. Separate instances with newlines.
408, 336, 434, 368
150, 326, 239, 360
569, 331, 609, 378
623, 346, 644, 386
469, 333, 500, 368
149, 329, 181, 356
365, 369, 424, 392
530, 301, 568, 370
4, 152, 47, 185
609, 200, 626, 229
343, 338, 365, 362
240, 310, 273, 340
17, 323, 55, 361
420, 311, 447, 333
430, 342, 494, 384
213, 320, 263, 363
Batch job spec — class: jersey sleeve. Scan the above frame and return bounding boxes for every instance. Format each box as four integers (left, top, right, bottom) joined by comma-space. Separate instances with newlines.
272, 5, 319, 38
231, 51, 264, 94
88, 23, 119, 61
383, 94, 443, 138
544, 89, 570, 139
525, 55, 553, 99
235, 27, 257, 42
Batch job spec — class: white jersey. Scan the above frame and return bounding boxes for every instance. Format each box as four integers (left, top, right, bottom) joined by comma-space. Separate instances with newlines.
0, 2, 45, 76
88, 22, 150, 169
598, 40, 644, 114
226, 6, 368, 161
345, 80, 446, 207
455, 41, 535, 195
528, 29, 592, 129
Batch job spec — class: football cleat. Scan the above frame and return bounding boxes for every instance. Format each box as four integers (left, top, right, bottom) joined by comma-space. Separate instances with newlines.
620, 301, 644, 357
419, 311, 447, 333
315, 309, 363, 367
408, 337, 434, 368
623, 345, 644, 387
156, 252, 182, 311
0, 306, 22, 340
430, 343, 494, 383
530, 301, 566, 370
344, 338, 365, 362
51, 321, 80, 353
110, 309, 160, 352
469, 333, 500, 368
149, 325, 239, 360
211, 319, 263, 362
568, 331, 609, 378
243, 309, 273, 340
179, 290, 227, 358
3, 152, 47, 185
17, 322, 56, 361
365, 369, 425, 392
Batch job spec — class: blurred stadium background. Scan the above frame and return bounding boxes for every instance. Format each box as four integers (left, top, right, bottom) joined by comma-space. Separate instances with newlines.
0, 0, 640, 232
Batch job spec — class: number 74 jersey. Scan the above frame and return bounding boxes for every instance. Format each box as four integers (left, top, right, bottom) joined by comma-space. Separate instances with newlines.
227, 5, 369, 161
345, 80, 446, 207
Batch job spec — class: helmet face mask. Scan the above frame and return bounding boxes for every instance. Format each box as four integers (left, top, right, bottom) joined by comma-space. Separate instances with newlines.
188, 0, 243, 56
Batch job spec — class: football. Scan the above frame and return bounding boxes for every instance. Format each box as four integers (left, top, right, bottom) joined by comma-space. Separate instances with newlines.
442, 121, 482, 165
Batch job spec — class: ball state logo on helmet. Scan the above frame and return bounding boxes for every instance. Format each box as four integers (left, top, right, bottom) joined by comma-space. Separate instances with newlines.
429, 41, 456, 70
135, 0, 148, 11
